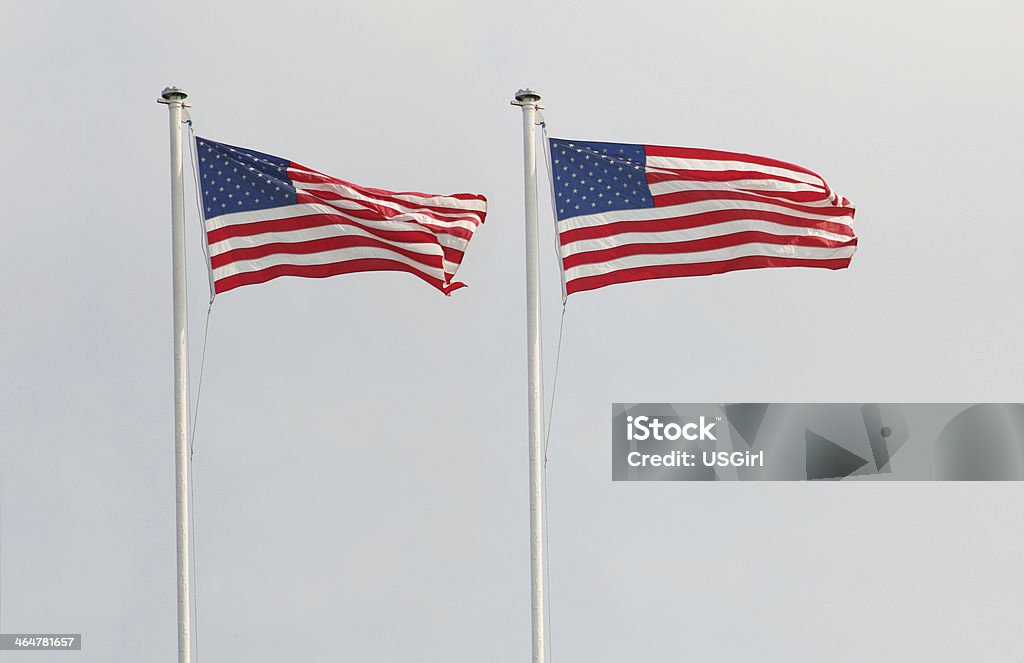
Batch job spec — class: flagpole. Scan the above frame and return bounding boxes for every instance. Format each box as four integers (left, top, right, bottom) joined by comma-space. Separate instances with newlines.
511, 87, 545, 663
159, 85, 192, 663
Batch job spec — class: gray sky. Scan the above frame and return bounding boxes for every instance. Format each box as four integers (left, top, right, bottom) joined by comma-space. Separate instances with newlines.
2, 0, 1023, 661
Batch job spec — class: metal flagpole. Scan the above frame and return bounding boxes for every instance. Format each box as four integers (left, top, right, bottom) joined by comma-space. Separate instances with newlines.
511, 88, 546, 663
158, 85, 192, 663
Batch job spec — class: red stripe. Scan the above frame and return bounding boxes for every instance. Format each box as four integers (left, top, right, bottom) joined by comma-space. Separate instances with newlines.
565, 256, 853, 295
643, 144, 825, 181
214, 258, 450, 294
441, 245, 466, 269
207, 211, 445, 246
651, 188, 855, 217
562, 232, 857, 270
209, 234, 445, 271
559, 208, 855, 245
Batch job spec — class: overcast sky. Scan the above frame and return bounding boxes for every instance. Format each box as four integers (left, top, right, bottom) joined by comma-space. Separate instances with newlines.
2, 1, 1024, 661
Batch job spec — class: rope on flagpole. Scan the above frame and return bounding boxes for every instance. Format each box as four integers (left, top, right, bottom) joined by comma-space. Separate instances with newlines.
184, 127, 215, 455
541, 301, 566, 663
188, 302, 212, 452
543, 303, 566, 464
185, 303, 210, 662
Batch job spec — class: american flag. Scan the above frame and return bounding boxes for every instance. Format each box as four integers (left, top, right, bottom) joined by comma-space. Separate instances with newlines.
547, 137, 856, 295
194, 136, 487, 295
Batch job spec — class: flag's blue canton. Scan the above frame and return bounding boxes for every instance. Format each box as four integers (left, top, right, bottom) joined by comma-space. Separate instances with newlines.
548, 138, 653, 222
195, 137, 297, 217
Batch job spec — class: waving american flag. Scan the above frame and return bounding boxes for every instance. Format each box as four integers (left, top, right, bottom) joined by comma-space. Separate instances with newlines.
195, 136, 486, 296
547, 137, 856, 295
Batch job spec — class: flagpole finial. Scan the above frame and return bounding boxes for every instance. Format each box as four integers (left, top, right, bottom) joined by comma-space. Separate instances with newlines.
512, 88, 541, 105
160, 86, 188, 102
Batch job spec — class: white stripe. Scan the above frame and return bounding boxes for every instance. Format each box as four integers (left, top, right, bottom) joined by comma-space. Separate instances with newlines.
204, 203, 320, 230
564, 243, 857, 282
645, 155, 823, 187
556, 197, 855, 233
648, 178, 826, 196
213, 245, 445, 282
560, 219, 855, 258
207, 224, 444, 259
